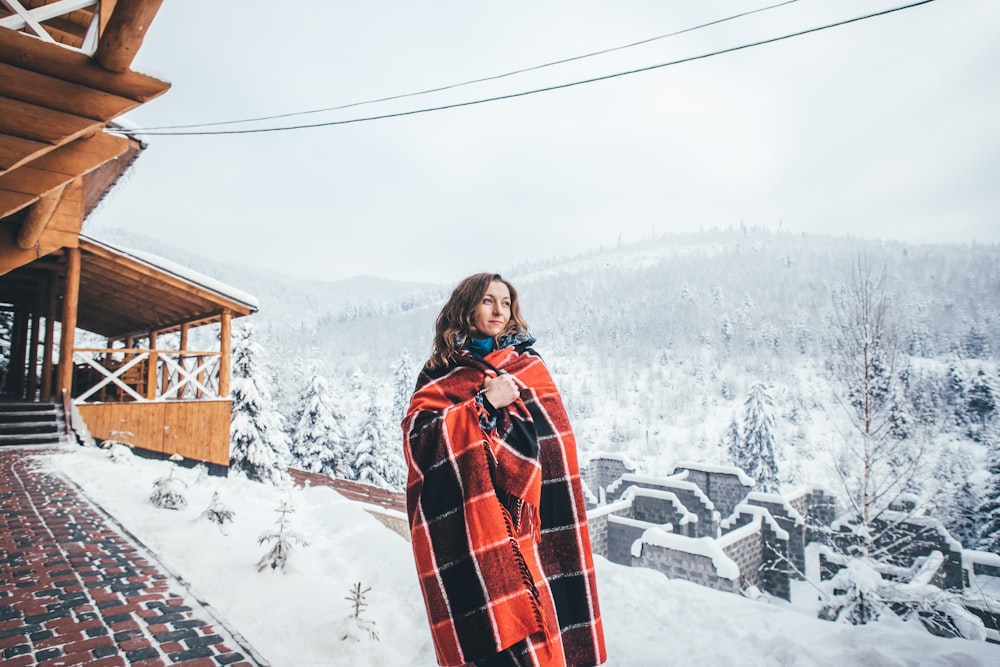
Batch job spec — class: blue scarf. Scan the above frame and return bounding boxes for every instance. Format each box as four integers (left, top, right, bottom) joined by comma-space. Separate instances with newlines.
466, 335, 496, 357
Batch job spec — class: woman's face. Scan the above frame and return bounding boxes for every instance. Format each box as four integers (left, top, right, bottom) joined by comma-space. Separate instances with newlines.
472, 281, 511, 338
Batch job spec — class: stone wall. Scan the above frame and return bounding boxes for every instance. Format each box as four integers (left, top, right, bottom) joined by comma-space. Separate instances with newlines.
630, 490, 698, 537
719, 520, 763, 592
607, 515, 658, 565
581, 456, 634, 508
746, 493, 807, 577
672, 464, 753, 520
632, 534, 741, 595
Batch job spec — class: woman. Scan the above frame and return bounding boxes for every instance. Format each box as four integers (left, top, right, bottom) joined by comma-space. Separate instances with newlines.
402, 273, 606, 667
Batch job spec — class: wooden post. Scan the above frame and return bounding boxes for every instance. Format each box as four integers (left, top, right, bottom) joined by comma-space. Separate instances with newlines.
146, 331, 157, 400
219, 310, 232, 397
10, 305, 27, 398
178, 323, 189, 399
94, 0, 165, 73
26, 296, 41, 400
56, 247, 81, 397
40, 276, 58, 401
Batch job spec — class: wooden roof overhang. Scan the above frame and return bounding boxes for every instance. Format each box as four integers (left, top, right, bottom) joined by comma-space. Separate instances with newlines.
0, 1, 170, 275
0, 235, 259, 340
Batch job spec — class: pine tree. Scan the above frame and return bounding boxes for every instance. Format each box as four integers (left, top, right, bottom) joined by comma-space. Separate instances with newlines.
288, 359, 351, 478
966, 368, 996, 442
978, 442, 1000, 555
351, 386, 406, 490
930, 444, 981, 548
722, 414, 741, 464
391, 350, 416, 425
229, 323, 291, 485
735, 382, 779, 492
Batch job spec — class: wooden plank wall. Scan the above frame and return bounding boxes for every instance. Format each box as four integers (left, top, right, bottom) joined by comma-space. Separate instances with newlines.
77, 399, 232, 466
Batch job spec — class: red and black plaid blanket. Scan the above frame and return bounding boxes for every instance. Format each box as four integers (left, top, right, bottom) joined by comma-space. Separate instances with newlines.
403, 343, 606, 667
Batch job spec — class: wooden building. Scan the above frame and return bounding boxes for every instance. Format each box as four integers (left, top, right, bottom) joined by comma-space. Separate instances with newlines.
0, 1, 257, 467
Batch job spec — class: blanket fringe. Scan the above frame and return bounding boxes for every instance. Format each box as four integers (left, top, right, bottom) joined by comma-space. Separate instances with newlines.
499, 501, 545, 634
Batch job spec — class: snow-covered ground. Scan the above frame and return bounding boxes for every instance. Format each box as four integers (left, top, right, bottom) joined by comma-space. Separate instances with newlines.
41, 446, 1000, 667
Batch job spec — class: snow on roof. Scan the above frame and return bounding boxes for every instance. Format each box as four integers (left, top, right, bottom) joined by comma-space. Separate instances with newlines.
717, 514, 764, 551
964, 549, 1000, 568
781, 485, 831, 502
745, 492, 805, 526
581, 478, 599, 505
587, 497, 634, 520
609, 474, 716, 511
608, 515, 674, 532
81, 234, 259, 311
581, 450, 638, 471
722, 503, 789, 541
632, 528, 740, 581
831, 509, 963, 553
672, 461, 754, 487
621, 486, 697, 525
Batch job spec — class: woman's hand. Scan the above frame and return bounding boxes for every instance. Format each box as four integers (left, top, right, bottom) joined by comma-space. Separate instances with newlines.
483, 374, 520, 409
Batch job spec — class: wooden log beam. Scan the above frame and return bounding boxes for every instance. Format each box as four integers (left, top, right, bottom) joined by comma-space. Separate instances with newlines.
0, 27, 170, 102
56, 245, 81, 396
0, 178, 81, 275
0, 62, 141, 121
17, 182, 67, 249
0, 97, 101, 145
94, 0, 164, 73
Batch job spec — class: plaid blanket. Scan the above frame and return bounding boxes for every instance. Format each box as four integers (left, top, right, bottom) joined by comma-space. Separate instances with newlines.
403, 343, 606, 667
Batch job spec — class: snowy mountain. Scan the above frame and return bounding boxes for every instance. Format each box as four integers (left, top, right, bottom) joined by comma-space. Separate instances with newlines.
85, 225, 1000, 550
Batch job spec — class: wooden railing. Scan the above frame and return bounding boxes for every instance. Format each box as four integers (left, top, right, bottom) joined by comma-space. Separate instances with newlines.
72, 348, 221, 403
0, 0, 101, 53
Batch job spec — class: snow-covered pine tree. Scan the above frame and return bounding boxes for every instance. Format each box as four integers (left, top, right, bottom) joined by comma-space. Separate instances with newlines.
350, 385, 406, 490
288, 359, 351, 478
229, 323, 291, 485
966, 368, 996, 442
391, 350, 416, 425
978, 441, 1000, 555
734, 382, 779, 492
257, 499, 309, 572
929, 443, 981, 548
722, 414, 741, 464
202, 491, 236, 533
150, 453, 188, 509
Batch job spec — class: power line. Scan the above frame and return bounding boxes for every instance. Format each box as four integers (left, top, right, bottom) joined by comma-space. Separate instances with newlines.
136, 0, 803, 132
119, 0, 937, 137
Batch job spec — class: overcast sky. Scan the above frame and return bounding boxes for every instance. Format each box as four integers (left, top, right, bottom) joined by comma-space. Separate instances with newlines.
91, 0, 999, 284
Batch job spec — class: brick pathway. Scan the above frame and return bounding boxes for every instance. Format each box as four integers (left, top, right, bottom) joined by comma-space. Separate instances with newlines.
0, 447, 266, 667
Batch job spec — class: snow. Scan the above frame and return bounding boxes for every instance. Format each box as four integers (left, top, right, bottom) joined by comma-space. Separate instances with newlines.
721, 503, 791, 541
633, 528, 741, 582
40, 446, 1000, 667
672, 460, 756, 487
79, 233, 260, 310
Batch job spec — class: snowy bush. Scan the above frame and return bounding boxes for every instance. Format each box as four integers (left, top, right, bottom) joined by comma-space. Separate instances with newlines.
339, 581, 379, 642
107, 443, 134, 465
818, 550, 986, 640
257, 500, 309, 572
201, 491, 236, 534
149, 454, 187, 510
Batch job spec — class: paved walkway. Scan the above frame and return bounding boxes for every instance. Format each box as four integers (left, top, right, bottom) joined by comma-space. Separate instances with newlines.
0, 447, 266, 667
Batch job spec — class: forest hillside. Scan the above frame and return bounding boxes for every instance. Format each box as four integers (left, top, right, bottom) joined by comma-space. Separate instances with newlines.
91, 225, 1000, 549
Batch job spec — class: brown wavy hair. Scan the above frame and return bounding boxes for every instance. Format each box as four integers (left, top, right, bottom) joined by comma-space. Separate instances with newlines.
427, 273, 529, 369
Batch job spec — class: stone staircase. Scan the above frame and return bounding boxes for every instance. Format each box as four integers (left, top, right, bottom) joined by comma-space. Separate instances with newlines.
0, 402, 67, 447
